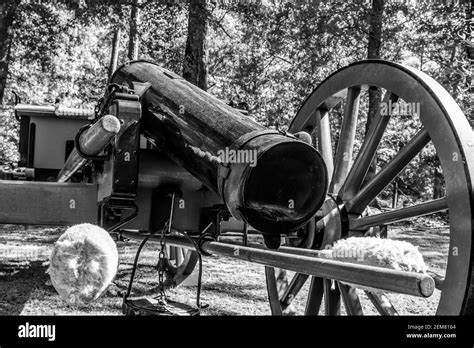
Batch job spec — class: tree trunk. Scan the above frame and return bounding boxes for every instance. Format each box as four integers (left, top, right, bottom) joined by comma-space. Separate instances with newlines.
364, 0, 385, 204
127, 0, 140, 61
0, 0, 19, 105
108, 28, 122, 81
466, 3, 473, 60
183, 0, 208, 90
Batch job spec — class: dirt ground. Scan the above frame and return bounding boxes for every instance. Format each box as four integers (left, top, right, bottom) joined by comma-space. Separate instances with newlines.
0, 218, 448, 316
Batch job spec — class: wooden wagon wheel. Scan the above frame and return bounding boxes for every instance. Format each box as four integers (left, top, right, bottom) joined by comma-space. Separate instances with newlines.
265, 60, 474, 315
164, 245, 199, 287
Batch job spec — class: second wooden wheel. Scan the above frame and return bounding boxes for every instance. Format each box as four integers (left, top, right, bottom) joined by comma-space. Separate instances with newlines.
164, 245, 199, 287
265, 60, 474, 316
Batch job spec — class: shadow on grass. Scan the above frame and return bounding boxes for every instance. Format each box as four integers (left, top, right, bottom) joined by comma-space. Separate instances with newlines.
0, 261, 50, 315
0, 225, 63, 245
202, 282, 268, 302
391, 226, 449, 270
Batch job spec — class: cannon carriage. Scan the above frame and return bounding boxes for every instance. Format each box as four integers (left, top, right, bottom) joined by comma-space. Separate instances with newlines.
1, 59, 473, 315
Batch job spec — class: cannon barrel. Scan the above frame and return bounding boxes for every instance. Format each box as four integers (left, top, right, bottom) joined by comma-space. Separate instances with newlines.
110, 61, 328, 237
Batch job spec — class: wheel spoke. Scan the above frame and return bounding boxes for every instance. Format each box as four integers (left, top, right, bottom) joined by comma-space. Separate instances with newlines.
305, 277, 324, 315
315, 109, 334, 179
176, 247, 183, 265
280, 273, 309, 310
324, 279, 341, 315
169, 246, 177, 262
350, 197, 448, 230
331, 87, 361, 193
265, 267, 283, 315
338, 282, 363, 315
366, 291, 399, 316
345, 129, 430, 214
341, 92, 399, 200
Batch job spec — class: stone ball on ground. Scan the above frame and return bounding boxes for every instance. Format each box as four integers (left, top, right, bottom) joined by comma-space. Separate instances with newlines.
47, 223, 119, 306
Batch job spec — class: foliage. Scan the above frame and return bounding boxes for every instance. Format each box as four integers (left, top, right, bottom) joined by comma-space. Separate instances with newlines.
0, 0, 470, 203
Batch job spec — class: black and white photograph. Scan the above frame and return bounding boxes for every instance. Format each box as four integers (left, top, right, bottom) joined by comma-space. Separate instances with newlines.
0, 0, 472, 346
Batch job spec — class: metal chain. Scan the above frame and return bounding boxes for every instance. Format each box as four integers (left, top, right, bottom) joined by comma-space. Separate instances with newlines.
157, 192, 176, 303
157, 221, 167, 302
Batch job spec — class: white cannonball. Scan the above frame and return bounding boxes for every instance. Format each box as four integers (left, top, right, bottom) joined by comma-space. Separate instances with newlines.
48, 223, 119, 306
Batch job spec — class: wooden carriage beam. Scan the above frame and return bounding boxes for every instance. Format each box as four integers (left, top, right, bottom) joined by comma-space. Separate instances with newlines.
0, 181, 98, 225
122, 232, 435, 298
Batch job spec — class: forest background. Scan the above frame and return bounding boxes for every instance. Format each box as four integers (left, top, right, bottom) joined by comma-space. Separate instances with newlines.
0, 0, 471, 207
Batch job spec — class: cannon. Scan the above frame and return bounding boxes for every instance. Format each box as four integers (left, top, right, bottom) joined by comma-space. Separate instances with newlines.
1, 60, 473, 315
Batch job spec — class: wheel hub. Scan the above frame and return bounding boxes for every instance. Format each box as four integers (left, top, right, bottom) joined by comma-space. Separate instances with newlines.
314, 195, 348, 249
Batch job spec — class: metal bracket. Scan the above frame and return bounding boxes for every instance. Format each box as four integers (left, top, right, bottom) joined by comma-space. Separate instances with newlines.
109, 95, 142, 198
99, 85, 142, 231
131, 81, 152, 100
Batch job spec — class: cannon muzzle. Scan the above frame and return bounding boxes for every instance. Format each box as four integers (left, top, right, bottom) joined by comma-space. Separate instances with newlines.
110, 61, 328, 239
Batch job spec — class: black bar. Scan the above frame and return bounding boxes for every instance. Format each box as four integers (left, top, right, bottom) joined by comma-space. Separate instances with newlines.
0, 316, 472, 345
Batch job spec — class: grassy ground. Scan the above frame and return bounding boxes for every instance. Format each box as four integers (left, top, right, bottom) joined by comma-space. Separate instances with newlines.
0, 218, 449, 316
